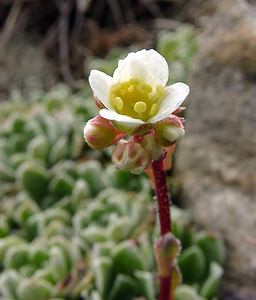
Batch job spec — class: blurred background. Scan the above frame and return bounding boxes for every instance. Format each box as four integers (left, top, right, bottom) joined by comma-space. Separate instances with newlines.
0, 0, 255, 300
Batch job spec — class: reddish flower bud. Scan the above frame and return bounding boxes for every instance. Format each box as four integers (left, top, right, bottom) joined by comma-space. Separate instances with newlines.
140, 133, 162, 161
112, 140, 150, 174
154, 115, 185, 146
84, 116, 124, 150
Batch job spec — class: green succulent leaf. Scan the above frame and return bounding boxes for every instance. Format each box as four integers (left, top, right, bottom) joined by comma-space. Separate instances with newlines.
49, 246, 70, 281
108, 274, 138, 300
17, 161, 50, 201
49, 173, 75, 199
17, 278, 55, 300
175, 285, 205, 300
92, 257, 113, 297
4, 244, 30, 270
178, 245, 206, 283
49, 137, 69, 164
108, 216, 131, 241
28, 135, 50, 162
112, 241, 144, 277
81, 226, 107, 244
195, 232, 226, 266
135, 270, 155, 300
0, 270, 22, 300
0, 236, 25, 264
0, 216, 10, 238
200, 263, 224, 299
0, 161, 15, 182
29, 244, 50, 267
78, 161, 106, 196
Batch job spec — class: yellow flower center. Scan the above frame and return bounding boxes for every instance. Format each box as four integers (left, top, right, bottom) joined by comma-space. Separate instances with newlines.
109, 79, 165, 121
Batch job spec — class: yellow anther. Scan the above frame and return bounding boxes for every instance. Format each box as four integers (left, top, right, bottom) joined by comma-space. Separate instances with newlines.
149, 103, 158, 116
120, 89, 126, 95
114, 97, 124, 110
134, 101, 147, 113
156, 85, 165, 97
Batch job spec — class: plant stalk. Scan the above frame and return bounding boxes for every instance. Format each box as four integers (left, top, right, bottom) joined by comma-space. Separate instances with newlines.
151, 153, 172, 300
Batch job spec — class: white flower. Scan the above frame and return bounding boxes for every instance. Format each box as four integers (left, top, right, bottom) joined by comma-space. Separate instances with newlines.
88, 49, 189, 131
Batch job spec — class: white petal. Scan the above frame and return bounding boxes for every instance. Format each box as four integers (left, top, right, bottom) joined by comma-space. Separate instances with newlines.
149, 82, 190, 123
89, 70, 113, 109
113, 49, 169, 88
99, 109, 144, 128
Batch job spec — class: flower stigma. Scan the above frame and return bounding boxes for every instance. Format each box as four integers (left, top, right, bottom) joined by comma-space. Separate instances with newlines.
109, 78, 165, 121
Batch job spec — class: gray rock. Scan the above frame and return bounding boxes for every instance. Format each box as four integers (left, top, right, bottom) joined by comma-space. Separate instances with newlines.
0, 35, 56, 101
176, 0, 256, 298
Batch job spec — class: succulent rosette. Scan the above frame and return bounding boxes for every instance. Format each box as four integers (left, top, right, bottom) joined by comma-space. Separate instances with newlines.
84, 49, 190, 173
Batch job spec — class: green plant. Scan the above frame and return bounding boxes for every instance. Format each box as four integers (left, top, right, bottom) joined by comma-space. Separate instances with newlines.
0, 31, 225, 300
157, 25, 198, 84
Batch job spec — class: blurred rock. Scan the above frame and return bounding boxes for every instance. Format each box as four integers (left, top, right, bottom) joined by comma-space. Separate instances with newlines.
181, 0, 218, 27
176, 0, 256, 298
0, 36, 56, 101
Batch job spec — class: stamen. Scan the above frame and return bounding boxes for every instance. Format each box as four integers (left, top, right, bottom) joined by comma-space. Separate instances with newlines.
114, 97, 124, 110
156, 85, 165, 97
134, 101, 147, 113
149, 103, 158, 116
109, 79, 165, 121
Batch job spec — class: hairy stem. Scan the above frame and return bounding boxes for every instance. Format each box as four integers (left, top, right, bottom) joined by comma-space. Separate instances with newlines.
151, 154, 171, 235
151, 154, 172, 300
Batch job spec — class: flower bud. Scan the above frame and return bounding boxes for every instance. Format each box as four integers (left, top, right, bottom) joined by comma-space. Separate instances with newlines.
140, 133, 162, 161
84, 116, 124, 150
154, 115, 185, 146
154, 233, 181, 277
112, 140, 150, 174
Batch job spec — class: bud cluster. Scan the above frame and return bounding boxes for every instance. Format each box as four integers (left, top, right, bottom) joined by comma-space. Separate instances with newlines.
84, 112, 185, 174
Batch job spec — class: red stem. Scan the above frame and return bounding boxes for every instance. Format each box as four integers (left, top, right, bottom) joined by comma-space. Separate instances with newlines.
159, 276, 171, 300
151, 155, 171, 235
151, 154, 172, 300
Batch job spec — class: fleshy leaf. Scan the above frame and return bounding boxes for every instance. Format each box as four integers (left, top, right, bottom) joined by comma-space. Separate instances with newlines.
200, 263, 223, 299
108, 274, 138, 300
112, 241, 144, 276
135, 270, 156, 300
178, 245, 206, 283
92, 257, 113, 298
195, 232, 226, 266
175, 285, 205, 300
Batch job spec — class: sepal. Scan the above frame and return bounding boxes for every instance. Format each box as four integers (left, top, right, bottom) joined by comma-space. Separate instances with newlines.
112, 140, 150, 174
